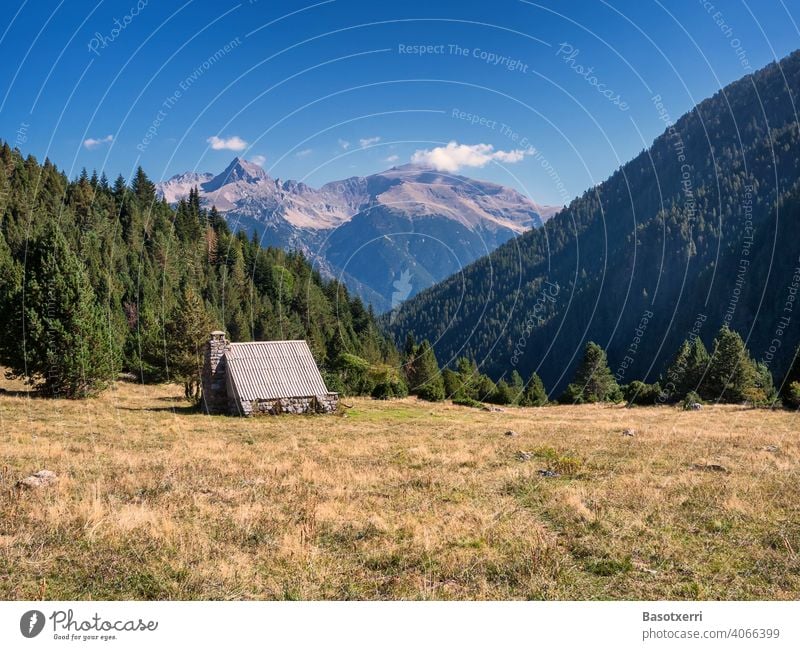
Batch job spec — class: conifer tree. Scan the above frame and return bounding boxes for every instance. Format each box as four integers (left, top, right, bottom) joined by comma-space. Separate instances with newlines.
3, 224, 117, 397
664, 337, 710, 400
406, 340, 445, 401
509, 369, 525, 404
164, 286, 213, 401
563, 341, 620, 403
685, 337, 711, 397
704, 325, 757, 402
521, 372, 548, 406
489, 379, 515, 405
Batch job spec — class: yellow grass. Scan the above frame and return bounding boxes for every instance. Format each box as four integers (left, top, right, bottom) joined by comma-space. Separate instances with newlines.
1, 373, 798, 600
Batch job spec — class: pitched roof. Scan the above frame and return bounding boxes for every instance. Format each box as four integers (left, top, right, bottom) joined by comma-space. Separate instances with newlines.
225, 340, 332, 401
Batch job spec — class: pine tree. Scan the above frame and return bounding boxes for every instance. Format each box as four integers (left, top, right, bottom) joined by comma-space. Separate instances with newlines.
489, 379, 515, 405
407, 340, 445, 401
685, 338, 711, 398
664, 337, 710, 400
664, 340, 691, 400
3, 224, 117, 397
521, 372, 548, 406
509, 369, 525, 404
704, 325, 758, 403
442, 368, 461, 398
563, 341, 620, 403
404, 332, 417, 358
164, 286, 213, 401
751, 361, 776, 406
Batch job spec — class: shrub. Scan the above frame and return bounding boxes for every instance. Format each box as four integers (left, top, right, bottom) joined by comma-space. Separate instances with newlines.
785, 381, 800, 408
682, 391, 703, 409
488, 379, 516, 405
452, 396, 484, 408
624, 380, 662, 406
371, 380, 408, 400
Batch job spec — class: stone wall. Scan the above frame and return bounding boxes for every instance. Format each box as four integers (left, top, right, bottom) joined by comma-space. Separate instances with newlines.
201, 331, 230, 414
242, 393, 339, 416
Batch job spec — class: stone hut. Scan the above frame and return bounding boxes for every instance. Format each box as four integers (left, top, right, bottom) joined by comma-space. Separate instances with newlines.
201, 331, 338, 416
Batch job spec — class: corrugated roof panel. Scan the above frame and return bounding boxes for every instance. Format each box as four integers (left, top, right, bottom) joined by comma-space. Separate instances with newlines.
224, 340, 331, 401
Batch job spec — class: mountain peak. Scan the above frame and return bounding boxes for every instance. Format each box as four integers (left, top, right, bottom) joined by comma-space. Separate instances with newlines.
203, 156, 268, 192
225, 156, 268, 180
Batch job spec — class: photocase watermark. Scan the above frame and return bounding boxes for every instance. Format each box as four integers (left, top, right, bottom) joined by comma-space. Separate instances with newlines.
20, 610, 45, 638
398, 43, 530, 73
0, 122, 29, 205
19, 608, 159, 642
510, 281, 560, 366
614, 309, 654, 382
698, 0, 753, 72
138, 37, 242, 152
389, 269, 413, 324
15, 121, 29, 147
87, 0, 148, 56
556, 43, 629, 111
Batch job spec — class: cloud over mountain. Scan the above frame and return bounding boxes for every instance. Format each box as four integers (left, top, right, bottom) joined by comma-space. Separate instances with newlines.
207, 135, 248, 151
411, 141, 532, 173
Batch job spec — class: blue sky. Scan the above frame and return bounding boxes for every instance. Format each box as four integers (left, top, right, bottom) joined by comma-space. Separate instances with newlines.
0, 0, 797, 205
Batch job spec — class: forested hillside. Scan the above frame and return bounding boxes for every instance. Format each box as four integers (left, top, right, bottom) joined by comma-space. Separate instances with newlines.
0, 146, 397, 397
388, 50, 800, 396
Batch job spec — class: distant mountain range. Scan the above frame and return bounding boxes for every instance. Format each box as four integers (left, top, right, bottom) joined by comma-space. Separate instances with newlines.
157, 159, 559, 311
387, 49, 800, 394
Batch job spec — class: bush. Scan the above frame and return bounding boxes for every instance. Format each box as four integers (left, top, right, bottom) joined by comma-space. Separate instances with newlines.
323, 371, 345, 395
624, 380, 662, 406
784, 381, 800, 408
334, 353, 374, 396
371, 376, 408, 400
488, 379, 516, 405
682, 391, 703, 409
452, 396, 484, 408
559, 383, 585, 404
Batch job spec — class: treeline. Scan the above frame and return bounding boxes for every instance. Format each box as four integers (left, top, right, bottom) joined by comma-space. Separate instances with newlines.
0, 143, 397, 398
387, 49, 800, 396
400, 325, 800, 409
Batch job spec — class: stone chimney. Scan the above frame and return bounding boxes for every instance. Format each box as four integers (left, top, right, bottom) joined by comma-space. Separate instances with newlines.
201, 331, 230, 414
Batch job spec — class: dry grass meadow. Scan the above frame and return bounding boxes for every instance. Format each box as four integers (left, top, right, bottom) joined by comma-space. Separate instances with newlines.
1, 372, 799, 601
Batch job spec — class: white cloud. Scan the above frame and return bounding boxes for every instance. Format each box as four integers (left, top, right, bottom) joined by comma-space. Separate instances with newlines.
338, 138, 350, 150
83, 135, 113, 150
295, 148, 313, 158
207, 135, 248, 151
385, 154, 399, 164
251, 154, 267, 166
410, 141, 533, 173
359, 136, 381, 148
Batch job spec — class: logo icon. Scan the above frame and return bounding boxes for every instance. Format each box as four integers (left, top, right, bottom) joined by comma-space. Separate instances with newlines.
20, 610, 45, 638
389, 269, 413, 324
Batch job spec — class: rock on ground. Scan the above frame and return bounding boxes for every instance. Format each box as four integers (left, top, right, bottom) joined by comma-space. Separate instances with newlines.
16, 470, 57, 489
